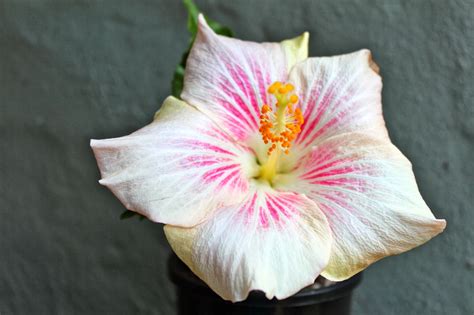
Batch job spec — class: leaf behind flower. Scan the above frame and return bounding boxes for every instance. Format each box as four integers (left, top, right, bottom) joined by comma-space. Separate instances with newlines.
171, 0, 234, 98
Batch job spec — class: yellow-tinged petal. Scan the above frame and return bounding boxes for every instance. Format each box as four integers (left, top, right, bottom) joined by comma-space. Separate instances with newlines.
164, 224, 197, 271
281, 32, 309, 70
278, 132, 446, 281
321, 212, 446, 281
165, 187, 332, 302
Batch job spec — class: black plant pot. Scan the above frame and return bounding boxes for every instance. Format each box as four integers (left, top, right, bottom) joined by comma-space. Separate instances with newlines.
168, 254, 362, 315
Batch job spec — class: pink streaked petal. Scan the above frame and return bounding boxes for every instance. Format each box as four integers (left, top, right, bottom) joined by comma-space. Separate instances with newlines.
286, 132, 446, 280
290, 50, 389, 150
164, 187, 332, 302
91, 96, 258, 227
182, 15, 297, 142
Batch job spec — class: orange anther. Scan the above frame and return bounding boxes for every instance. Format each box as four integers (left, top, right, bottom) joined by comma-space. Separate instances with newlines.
278, 86, 288, 94
290, 94, 298, 104
260, 81, 304, 156
268, 82, 282, 94
288, 104, 293, 113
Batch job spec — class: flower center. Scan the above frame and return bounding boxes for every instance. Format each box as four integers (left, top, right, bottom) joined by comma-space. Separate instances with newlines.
257, 81, 304, 183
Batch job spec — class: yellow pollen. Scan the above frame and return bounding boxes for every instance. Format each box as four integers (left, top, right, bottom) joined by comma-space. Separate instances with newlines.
259, 81, 305, 156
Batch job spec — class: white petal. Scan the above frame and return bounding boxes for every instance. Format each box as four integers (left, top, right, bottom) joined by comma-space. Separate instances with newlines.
164, 185, 332, 302
91, 96, 258, 227
290, 50, 389, 151
182, 14, 308, 142
280, 132, 446, 280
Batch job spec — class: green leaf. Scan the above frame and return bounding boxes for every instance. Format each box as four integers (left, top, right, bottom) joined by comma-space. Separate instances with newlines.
183, 0, 199, 37
207, 20, 233, 37
171, 64, 185, 98
171, 0, 234, 98
120, 210, 137, 220
120, 210, 148, 221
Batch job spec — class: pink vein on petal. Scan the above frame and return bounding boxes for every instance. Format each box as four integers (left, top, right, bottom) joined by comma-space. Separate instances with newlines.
297, 81, 335, 144
302, 164, 357, 181
240, 192, 258, 222
217, 169, 244, 190
204, 127, 235, 143
202, 164, 240, 183
219, 81, 257, 131
250, 58, 271, 108
226, 64, 260, 122
180, 140, 236, 156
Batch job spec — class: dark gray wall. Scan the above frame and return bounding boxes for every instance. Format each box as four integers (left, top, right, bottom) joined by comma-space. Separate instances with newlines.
1, 0, 472, 314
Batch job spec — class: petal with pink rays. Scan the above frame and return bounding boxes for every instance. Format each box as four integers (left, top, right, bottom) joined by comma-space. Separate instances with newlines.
281, 132, 446, 280
290, 50, 389, 150
91, 96, 258, 227
182, 14, 308, 142
164, 186, 332, 302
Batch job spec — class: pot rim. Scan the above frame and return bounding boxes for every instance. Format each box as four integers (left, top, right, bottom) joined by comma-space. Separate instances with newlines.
168, 254, 362, 308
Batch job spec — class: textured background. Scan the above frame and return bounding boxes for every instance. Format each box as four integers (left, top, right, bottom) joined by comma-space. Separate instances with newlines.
1, 0, 473, 314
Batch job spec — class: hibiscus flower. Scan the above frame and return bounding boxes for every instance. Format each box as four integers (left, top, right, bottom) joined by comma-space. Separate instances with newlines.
91, 14, 445, 302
